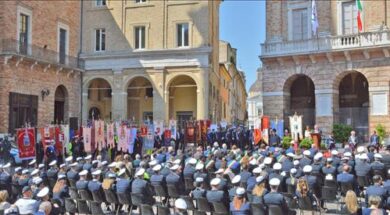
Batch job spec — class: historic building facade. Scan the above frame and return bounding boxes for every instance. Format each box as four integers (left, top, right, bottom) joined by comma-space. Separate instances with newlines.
80, 0, 221, 126
247, 68, 263, 128
219, 41, 247, 124
0, 1, 82, 133
261, 0, 390, 139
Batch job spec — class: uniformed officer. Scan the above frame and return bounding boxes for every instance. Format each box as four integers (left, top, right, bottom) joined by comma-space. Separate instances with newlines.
293, 160, 303, 178
47, 160, 59, 182
282, 153, 295, 172
300, 150, 312, 168
247, 166, 262, 194
302, 165, 319, 194
28, 169, 40, 186
0, 163, 11, 192
88, 170, 106, 202
116, 168, 131, 194
206, 178, 228, 206
214, 168, 228, 191
190, 177, 206, 199
66, 162, 80, 183
58, 163, 67, 175
65, 156, 73, 165
31, 177, 44, 198
263, 157, 274, 174
330, 150, 341, 168
355, 153, 371, 178
76, 170, 89, 190
183, 158, 196, 178
38, 164, 48, 184
366, 175, 387, 207
322, 158, 336, 177
52, 174, 69, 206
28, 159, 37, 172
269, 163, 285, 192
105, 162, 117, 179
229, 175, 241, 201
166, 164, 184, 194
371, 154, 385, 178
75, 157, 84, 172
131, 168, 154, 205
285, 168, 298, 193
337, 165, 356, 188
239, 163, 252, 186
18, 169, 30, 187
263, 178, 295, 215
83, 155, 93, 171
150, 164, 165, 187
91, 160, 99, 173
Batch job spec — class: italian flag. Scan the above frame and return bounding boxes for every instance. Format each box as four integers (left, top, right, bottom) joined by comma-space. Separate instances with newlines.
356, 0, 363, 32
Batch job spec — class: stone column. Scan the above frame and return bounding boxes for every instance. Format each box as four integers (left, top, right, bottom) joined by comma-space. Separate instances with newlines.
148, 67, 166, 123
81, 90, 89, 124
196, 68, 209, 120
369, 86, 390, 134
111, 70, 127, 121
315, 89, 337, 135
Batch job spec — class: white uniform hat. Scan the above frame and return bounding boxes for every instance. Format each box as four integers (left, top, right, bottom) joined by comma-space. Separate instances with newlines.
293, 160, 299, 166
236, 187, 245, 196
256, 176, 265, 183
325, 174, 334, 181
70, 162, 78, 167
360, 153, 369, 160
29, 159, 36, 166
195, 177, 204, 183
175, 198, 187, 210
303, 150, 311, 156
188, 158, 197, 165
58, 174, 66, 180
65, 156, 73, 162
253, 167, 262, 174
249, 159, 257, 166
92, 169, 102, 176
118, 168, 127, 177
269, 178, 281, 186
264, 157, 272, 165
108, 162, 117, 168
3, 163, 11, 169
92, 160, 99, 164
374, 154, 383, 159
273, 163, 282, 170
108, 173, 116, 178
357, 146, 365, 153
290, 168, 297, 174
30, 169, 39, 176
327, 158, 333, 162
210, 178, 221, 186
344, 152, 352, 157
37, 187, 50, 198
76, 157, 83, 161
170, 164, 180, 171
287, 153, 295, 158
15, 167, 22, 172
314, 154, 322, 161
49, 160, 57, 166
85, 155, 92, 160
59, 164, 66, 169
101, 161, 108, 166
33, 177, 43, 185
149, 160, 158, 167
22, 169, 29, 175
231, 175, 241, 184
174, 159, 181, 165
331, 150, 338, 156
213, 142, 219, 147
38, 164, 45, 169
195, 163, 204, 170
79, 170, 88, 176
303, 165, 312, 173
135, 168, 145, 177
153, 164, 162, 172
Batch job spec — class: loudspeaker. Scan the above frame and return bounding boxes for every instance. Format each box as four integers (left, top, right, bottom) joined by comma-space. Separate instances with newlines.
69, 117, 78, 130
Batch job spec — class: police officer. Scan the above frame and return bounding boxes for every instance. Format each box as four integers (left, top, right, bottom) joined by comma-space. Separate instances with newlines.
18, 169, 30, 187
322, 158, 336, 177
75, 157, 84, 172
282, 153, 295, 172
105, 162, 117, 179
264, 178, 295, 215
131, 168, 154, 205
300, 150, 312, 168
229, 175, 241, 201
28, 169, 40, 186
150, 164, 166, 187
183, 158, 196, 178
76, 170, 89, 190
366, 175, 387, 207
67, 162, 80, 183
269, 163, 285, 192
355, 153, 372, 179
330, 150, 341, 168
47, 160, 59, 183
0, 163, 11, 193
371, 154, 385, 178
285, 168, 298, 193
116, 168, 131, 194
83, 155, 93, 171
37, 164, 48, 184
52, 174, 69, 206
89, 170, 105, 202
206, 178, 228, 206
337, 165, 356, 189
166, 164, 184, 193
191, 177, 206, 199
247, 166, 262, 195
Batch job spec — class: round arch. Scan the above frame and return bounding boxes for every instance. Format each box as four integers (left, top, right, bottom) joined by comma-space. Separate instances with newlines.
83, 76, 114, 90
168, 74, 198, 128
86, 78, 112, 121
337, 71, 369, 140
54, 85, 69, 124
126, 76, 154, 123
283, 74, 316, 130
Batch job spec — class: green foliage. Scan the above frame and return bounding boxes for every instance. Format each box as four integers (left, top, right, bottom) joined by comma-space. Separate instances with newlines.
299, 138, 313, 149
333, 124, 353, 143
375, 124, 387, 143
282, 136, 292, 149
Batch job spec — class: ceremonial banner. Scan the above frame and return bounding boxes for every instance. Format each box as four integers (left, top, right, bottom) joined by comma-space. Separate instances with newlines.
164, 129, 171, 146
106, 123, 115, 148
82, 127, 92, 153
140, 125, 147, 137
169, 120, 177, 140
127, 127, 137, 153
253, 118, 262, 145
17, 128, 36, 160
94, 120, 105, 150
185, 123, 195, 143
154, 121, 163, 136
200, 120, 209, 142
61, 125, 70, 153
220, 121, 227, 129
54, 127, 63, 156
144, 124, 155, 153
261, 116, 270, 144
270, 119, 284, 138
289, 114, 303, 141
117, 124, 128, 152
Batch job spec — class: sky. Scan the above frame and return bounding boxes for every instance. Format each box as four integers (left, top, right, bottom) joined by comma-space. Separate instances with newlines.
220, 0, 266, 91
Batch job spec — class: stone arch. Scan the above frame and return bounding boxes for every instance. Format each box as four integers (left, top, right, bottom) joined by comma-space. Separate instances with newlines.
54, 85, 69, 124
283, 74, 316, 130
86, 78, 112, 121
123, 74, 155, 92
125, 76, 154, 123
83, 76, 114, 91
167, 74, 198, 128
335, 70, 369, 140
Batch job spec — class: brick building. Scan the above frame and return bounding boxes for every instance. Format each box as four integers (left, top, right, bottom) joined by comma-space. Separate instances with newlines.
80, 0, 222, 127
260, 0, 390, 140
0, 1, 83, 133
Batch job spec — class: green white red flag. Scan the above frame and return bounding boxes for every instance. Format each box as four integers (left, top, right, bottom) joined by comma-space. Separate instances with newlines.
356, 0, 363, 32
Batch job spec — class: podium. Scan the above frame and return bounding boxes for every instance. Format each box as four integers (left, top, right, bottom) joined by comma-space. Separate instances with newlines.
311, 133, 321, 149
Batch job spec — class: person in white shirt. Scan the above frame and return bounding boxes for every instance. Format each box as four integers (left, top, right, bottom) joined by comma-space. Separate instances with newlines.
14, 186, 39, 215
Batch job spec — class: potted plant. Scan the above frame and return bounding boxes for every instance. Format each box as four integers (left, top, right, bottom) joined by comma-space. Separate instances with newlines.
375, 124, 387, 146
299, 138, 313, 149
333, 124, 353, 145
282, 136, 292, 149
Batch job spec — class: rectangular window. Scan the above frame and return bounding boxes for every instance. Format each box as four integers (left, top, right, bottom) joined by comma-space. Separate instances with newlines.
19, 14, 29, 54
292, 8, 308, 40
59, 28, 67, 64
96, 0, 106, 6
177, 23, 189, 47
9, 93, 38, 134
135, 0, 146, 3
134, 26, 146, 49
342, 1, 358, 35
95, 29, 106, 51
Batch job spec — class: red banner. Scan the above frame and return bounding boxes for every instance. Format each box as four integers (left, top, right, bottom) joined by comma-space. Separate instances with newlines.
54, 127, 63, 156
164, 129, 171, 140
262, 116, 270, 144
17, 128, 36, 159
253, 129, 262, 145
140, 126, 147, 137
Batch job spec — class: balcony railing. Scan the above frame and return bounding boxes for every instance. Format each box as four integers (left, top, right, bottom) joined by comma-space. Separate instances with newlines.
261, 31, 390, 57
0, 39, 83, 69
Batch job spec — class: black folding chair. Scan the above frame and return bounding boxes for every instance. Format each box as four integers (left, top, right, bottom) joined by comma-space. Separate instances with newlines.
212, 202, 229, 214
156, 205, 170, 215
130, 193, 144, 214
90, 201, 105, 215
69, 187, 79, 199
196, 197, 212, 214
268, 204, 284, 215
250, 203, 266, 215
117, 192, 132, 213
141, 204, 155, 215
68, 179, 77, 188
77, 199, 91, 214
184, 177, 195, 192
91, 189, 106, 203
339, 182, 354, 197
321, 186, 338, 209
180, 195, 196, 211
64, 198, 77, 214
104, 189, 119, 212
298, 196, 318, 215
79, 189, 93, 201
153, 184, 168, 205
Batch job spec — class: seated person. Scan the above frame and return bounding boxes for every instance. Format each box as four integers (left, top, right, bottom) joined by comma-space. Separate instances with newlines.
362, 195, 388, 215
230, 187, 250, 215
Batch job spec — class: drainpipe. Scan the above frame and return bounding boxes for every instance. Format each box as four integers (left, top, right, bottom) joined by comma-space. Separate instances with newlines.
78, 0, 84, 125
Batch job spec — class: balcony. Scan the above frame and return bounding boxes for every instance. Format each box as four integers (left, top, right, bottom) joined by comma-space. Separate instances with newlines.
261, 31, 390, 58
0, 39, 83, 70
